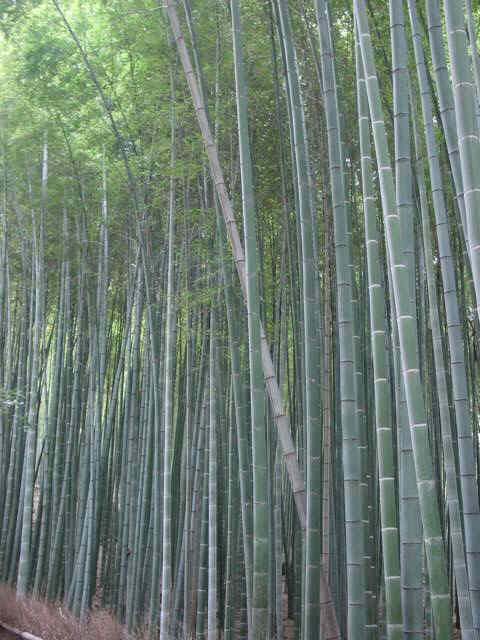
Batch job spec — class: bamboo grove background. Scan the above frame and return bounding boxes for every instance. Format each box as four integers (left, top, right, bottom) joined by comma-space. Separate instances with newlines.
1, 0, 480, 638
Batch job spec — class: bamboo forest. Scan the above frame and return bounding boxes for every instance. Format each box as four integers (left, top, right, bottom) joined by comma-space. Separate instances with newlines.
3, 0, 480, 638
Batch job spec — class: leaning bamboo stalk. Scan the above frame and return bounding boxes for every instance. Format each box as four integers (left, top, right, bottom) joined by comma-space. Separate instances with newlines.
0, 621, 43, 640
167, 3, 343, 636
165, 2, 341, 635
164, 0, 306, 518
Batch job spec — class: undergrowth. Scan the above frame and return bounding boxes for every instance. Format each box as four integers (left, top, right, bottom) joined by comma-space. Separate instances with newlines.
0, 583, 143, 640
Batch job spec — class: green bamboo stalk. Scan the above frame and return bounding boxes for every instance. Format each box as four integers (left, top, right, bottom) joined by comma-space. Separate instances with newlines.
408, 1, 480, 633
443, 0, 480, 323
273, 2, 323, 636
230, 2, 268, 635
409, 65, 475, 639
387, 5, 424, 635
316, 1, 364, 637
207, 309, 217, 640
197, 422, 209, 640
17, 146, 45, 597
223, 385, 239, 640
355, 2, 452, 637
425, 0, 469, 256
465, 0, 480, 114
159, 65, 177, 640
355, 26, 402, 640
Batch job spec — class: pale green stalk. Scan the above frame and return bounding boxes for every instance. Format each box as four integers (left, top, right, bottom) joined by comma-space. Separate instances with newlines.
355, 2, 452, 637
159, 66, 176, 640
444, 0, 480, 318
388, 4, 423, 635
356, 26, 402, 640
207, 309, 217, 640
410, 69, 475, 639
230, 2, 267, 634
409, 1, 480, 632
316, 0, 364, 636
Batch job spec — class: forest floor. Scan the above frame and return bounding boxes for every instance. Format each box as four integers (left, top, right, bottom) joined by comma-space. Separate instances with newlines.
0, 584, 132, 640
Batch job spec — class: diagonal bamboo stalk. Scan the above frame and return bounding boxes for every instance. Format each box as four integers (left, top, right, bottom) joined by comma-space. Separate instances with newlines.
0, 621, 43, 640
165, 1, 340, 637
